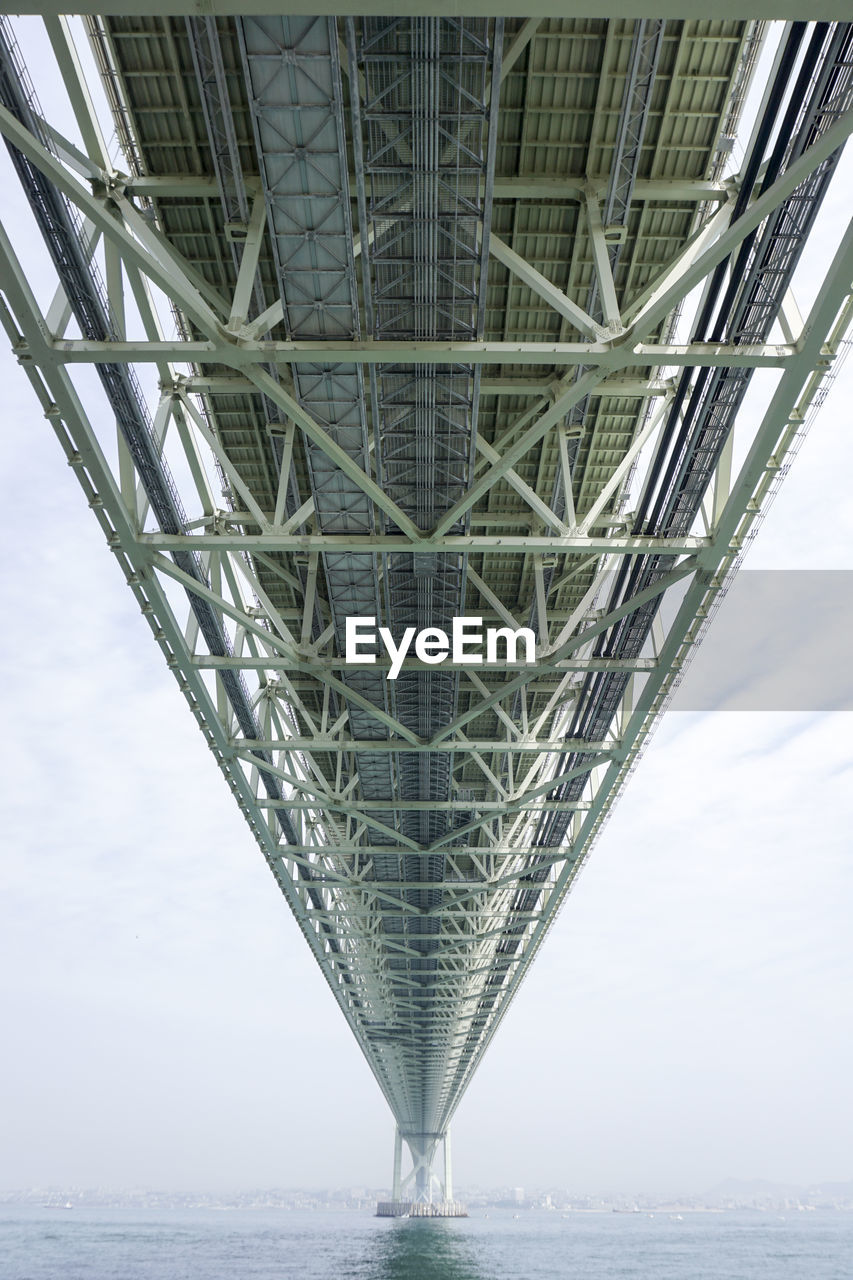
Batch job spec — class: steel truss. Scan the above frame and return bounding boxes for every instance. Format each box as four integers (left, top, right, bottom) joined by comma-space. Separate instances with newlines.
2, 2, 850, 18
1, 12, 852, 1200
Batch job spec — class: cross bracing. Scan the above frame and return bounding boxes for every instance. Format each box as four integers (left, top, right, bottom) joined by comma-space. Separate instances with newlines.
0, 10, 852, 1201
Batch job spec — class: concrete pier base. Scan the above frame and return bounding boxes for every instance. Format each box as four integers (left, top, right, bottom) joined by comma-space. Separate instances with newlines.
376, 1200, 468, 1218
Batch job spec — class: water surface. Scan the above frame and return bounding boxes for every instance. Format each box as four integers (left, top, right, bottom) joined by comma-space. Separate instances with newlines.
2, 1205, 851, 1279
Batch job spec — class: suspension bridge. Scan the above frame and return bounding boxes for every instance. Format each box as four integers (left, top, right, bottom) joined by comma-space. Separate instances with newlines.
0, 3, 851, 1211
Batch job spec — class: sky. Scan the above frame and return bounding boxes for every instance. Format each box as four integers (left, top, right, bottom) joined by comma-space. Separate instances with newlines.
0, 18, 851, 1198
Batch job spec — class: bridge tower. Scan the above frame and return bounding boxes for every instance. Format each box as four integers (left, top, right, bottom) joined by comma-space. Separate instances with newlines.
378, 1127, 457, 1215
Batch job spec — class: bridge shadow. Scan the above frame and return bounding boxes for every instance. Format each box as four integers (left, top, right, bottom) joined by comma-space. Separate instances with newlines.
356, 1218, 489, 1280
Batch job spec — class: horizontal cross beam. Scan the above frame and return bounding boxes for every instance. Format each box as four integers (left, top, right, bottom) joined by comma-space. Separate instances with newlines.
143, 532, 708, 555
195, 656, 657, 673
8, 2, 848, 19
124, 173, 730, 204
256, 798, 590, 813
231, 737, 612, 754
276, 845, 569, 859
49, 336, 795, 369
177, 373, 672, 399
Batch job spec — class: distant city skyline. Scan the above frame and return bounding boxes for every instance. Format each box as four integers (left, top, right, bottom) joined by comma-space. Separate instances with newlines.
5, 1177, 853, 1214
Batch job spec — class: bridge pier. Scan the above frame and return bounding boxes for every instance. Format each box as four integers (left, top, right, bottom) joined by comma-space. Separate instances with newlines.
392, 1125, 403, 1202
376, 1126, 466, 1217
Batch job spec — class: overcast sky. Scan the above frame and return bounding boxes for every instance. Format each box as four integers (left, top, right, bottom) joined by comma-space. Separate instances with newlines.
0, 18, 851, 1197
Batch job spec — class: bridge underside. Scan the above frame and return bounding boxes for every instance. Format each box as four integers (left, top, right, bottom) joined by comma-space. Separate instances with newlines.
0, 10, 851, 1198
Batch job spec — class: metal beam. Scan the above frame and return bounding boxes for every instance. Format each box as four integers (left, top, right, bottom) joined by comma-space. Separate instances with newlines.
173, 373, 672, 398
46, 337, 797, 369
3, 3, 849, 18
257, 799, 591, 812
140, 532, 708, 555
124, 173, 731, 203
229, 738, 612, 754
630, 103, 853, 339
194, 655, 657, 673
584, 193, 622, 331
489, 232, 606, 339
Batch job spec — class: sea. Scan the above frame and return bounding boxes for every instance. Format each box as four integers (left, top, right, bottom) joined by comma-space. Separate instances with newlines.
1, 1205, 851, 1279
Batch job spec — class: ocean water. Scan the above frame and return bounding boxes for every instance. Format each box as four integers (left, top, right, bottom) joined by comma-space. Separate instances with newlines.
1, 1206, 851, 1280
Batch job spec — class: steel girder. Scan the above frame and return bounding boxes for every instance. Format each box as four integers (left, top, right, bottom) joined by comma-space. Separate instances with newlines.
344, 17, 502, 1182
239, 16, 398, 900
119, 173, 733, 202
1, 13, 852, 1199
3, 2, 852, 19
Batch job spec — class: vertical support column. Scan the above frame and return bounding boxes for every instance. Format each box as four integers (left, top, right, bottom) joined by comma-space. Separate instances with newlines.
392, 1125, 403, 1202
443, 1128, 453, 1203
415, 1148, 431, 1202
